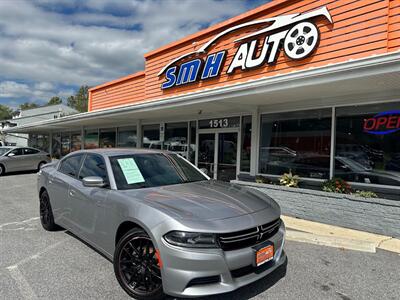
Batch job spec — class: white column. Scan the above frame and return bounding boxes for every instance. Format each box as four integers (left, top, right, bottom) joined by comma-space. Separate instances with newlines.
136, 119, 142, 148
250, 107, 260, 176
329, 107, 336, 179
80, 126, 84, 149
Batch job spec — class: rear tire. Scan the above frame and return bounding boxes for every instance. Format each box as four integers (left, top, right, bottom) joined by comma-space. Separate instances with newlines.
114, 228, 164, 300
39, 191, 59, 231
37, 161, 46, 171
0, 164, 4, 176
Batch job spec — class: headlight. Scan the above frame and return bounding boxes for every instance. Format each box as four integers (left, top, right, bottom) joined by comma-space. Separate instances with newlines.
164, 231, 218, 248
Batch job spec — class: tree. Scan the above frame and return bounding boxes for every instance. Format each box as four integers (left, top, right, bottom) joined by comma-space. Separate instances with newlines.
0, 104, 13, 121
19, 102, 39, 110
48, 96, 62, 106
67, 85, 88, 112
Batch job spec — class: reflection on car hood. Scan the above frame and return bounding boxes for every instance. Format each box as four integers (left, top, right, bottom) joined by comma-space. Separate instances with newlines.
119, 180, 279, 221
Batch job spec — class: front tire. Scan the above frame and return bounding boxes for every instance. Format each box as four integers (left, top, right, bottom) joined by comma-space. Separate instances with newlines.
39, 191, 59, 231
114, 228, 164, 300
0, 164, 5, 176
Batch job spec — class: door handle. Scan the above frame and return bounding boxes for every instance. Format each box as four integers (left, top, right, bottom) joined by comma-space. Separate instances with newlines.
48, 179, 53, 184
69, 190, 76, 197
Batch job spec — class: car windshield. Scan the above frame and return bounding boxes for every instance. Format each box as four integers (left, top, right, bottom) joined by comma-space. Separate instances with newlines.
110, 153, 208, 190
0, 147, 12, 156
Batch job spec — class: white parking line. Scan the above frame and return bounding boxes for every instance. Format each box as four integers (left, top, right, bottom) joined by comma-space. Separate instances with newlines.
7, 266, 38, 300
0, 217, 40, 231
7, 238, 70, 268
5, 238, 70, 299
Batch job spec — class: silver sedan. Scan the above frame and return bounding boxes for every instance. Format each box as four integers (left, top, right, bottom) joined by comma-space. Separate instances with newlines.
0, 147, 51, 176
37, 149, 286, 299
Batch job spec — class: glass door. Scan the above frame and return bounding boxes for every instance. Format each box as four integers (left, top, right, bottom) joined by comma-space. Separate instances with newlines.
217, 132, 238, 181
198, 133, 216, 178
197, 131, 238, 181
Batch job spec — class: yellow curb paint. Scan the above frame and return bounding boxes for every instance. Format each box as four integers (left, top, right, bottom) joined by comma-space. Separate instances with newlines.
282, 215, 400, 254
378, 238, 400, 254
286, 230, 376, 253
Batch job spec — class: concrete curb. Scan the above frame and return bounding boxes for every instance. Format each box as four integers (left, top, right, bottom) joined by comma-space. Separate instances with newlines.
283, 215, 400, 254
286, 230, 376, 253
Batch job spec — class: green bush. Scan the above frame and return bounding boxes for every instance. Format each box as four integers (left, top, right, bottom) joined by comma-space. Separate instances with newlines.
355, 190, 378, 198
322, 178, 351, 194
279, 171, 299, 188
255, 175, 272, 184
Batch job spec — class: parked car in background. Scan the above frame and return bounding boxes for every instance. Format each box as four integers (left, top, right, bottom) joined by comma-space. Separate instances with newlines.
38, 149, 286, 299
0, 147, 51, 176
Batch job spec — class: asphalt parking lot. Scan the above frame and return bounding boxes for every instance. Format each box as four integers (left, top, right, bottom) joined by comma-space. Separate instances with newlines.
1, 173, 399, 300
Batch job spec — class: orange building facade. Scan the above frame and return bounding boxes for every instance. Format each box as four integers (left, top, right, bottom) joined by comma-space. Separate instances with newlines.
6, 0, 400, 198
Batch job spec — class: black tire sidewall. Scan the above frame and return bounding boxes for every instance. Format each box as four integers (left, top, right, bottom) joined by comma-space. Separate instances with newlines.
113, 228, 164, 300
0, 164, 4, 176
38, 162, 45, 171
40, 191, 58, 231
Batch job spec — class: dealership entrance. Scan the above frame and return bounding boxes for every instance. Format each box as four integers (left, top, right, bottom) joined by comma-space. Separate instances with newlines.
197, 129, 239, 181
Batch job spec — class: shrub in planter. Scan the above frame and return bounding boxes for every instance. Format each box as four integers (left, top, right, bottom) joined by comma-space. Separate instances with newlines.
322, 178, 351, 194
355, 190, 378, 198
279, 171, 299, 188
255, 175, 272, 184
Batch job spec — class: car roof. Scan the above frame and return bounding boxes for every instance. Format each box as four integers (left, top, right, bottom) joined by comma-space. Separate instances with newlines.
70, 148, 172, 157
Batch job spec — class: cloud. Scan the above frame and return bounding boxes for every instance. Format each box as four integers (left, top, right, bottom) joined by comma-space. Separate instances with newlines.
0, 0, 264, 107
0, 81, 30, 98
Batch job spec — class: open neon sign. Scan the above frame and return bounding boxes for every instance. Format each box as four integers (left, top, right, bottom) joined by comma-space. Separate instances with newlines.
363, 110, 400, 135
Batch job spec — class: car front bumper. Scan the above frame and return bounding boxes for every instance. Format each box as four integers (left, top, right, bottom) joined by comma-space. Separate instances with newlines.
159, 222, 286, 297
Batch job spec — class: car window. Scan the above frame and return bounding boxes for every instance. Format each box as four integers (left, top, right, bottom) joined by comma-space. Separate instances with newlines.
23, 148, 39, 155
59, 154, 84, 178
110, 153, 207, 190
0, 148, 12, 156
9, 148, 23, 156
79, 154, 108, 182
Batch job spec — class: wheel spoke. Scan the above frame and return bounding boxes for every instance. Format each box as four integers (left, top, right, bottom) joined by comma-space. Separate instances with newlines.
119, 236, 162, 294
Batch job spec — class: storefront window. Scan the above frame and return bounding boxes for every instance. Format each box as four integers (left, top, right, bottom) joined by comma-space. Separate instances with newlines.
164, 122, 188, 158
52, 133, 61, 159
142, 124, 160, 149
189, 121, 196, 163
335, 102, 400, 186
259, 109, 331, 178
71, 132, 82, 152
240, 116, 252, 172
61, 133, 71, 156
117, 126, 137, 148
99, 128, 116, 148
84, 130, 99, 149
28, 134, 49, 152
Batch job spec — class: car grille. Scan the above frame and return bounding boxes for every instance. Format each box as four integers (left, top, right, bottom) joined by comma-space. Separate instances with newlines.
218, 218, 281, 251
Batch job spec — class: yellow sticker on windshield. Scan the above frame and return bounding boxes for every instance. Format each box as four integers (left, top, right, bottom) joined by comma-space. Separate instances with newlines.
117, 158, 145, 184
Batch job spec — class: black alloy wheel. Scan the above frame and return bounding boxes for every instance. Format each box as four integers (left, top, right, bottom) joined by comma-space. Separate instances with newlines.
114, 228, 164, 300
39, 191, 58, 231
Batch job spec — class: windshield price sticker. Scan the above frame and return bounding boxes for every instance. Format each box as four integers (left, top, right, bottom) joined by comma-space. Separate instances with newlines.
117, 158, 145, 184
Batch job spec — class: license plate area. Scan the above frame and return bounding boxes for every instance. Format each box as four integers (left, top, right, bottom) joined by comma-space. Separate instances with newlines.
253, 242, 274, 267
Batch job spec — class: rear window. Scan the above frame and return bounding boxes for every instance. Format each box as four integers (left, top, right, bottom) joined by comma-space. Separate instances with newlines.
59, 154, 84, 178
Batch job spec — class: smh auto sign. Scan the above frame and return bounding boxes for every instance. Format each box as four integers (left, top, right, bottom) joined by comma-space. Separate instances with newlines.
159, 7, 333, 90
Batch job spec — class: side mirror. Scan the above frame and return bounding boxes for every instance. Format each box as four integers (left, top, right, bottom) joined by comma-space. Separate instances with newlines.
7, 153, 15, 157
82, 176, 106, 188
200, 168, 208, 175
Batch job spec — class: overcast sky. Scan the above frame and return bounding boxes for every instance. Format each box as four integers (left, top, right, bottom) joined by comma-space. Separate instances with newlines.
0, 0, 266, 108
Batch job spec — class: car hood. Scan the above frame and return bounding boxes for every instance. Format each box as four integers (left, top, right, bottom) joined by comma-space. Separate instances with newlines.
119, 180, 279, 221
